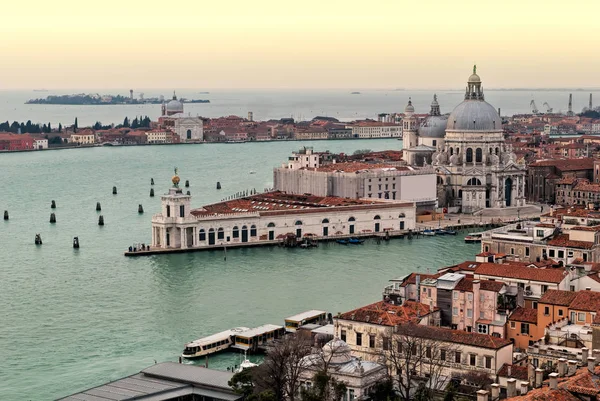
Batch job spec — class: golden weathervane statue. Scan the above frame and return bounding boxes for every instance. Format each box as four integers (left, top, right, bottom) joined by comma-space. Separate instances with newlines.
172, 167, 180, 188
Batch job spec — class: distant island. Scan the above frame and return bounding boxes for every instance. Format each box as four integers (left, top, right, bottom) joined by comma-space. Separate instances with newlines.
26, 93, 210, 105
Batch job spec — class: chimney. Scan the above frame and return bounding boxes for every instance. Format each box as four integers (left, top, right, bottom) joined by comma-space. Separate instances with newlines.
535, 368, 544, 388
520, 381, 529, 395
568, 360, 578, 376
507, 378, 517, 397
558, 358, 567, 377
549, 372, 559, 390
508, 365, 512, 377
491, 383, 500, 399
586, 287, 592, 291
588, 356, 596, 373
476, 389, 488, 401
582, 347, 589, 362
593, 349, 600, 364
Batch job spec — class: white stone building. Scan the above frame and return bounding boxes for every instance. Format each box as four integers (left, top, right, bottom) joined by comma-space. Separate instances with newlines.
350, 122, 402, 139
274, 149, 438, 209
151, 181, 416, 250
33, 138, 48, 149
146, 131, 171, 144
402, 66, 527, 213
174, 116, 203, 142
299, 339, 387, 401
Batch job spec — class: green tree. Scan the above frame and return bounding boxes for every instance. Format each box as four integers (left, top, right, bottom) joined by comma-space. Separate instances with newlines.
443, 383, 458, 401
123, 117, 130, 128
74, 117, 78, 133
47, 122, 52, 133
58, 123, 62, 133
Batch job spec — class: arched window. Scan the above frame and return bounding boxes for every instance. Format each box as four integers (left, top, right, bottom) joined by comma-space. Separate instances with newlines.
449, 148, 454, 156
458, 189, 463, 198
456, 147, 460, 154
489, 148, 493, 154
232, 226, 239, 238
322, 218, 329, 224
267, 222, 275, 227
475, 148, 482, 163
186, 129, 192, 140
295, 220, 303, 226
466, 148, 473, 163
199, 229, 206, 241
374, 215, 381, 220
250, 225, 257, 237
348, 217, 356, 222
217, 227, 224, 240
467, 177, 482, 186
437, 176, 443, 185
495, 147, 499, 155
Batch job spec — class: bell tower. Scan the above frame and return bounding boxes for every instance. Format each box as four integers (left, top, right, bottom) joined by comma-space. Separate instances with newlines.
402, 98, 418, 165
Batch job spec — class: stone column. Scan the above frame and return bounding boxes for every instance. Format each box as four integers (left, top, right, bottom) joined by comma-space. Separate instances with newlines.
180, 228, 186, 249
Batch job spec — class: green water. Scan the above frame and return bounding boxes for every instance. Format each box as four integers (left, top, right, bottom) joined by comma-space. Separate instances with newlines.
0, 139, 478, 400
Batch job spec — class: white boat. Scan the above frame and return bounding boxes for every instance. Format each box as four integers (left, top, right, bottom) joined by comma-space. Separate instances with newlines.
235, 351, 259, 373
182, 327, 250, 359
422, 229, 436, 236
284, 310, 327, 333
465, 232, 484, 243
249, 171, 256, 174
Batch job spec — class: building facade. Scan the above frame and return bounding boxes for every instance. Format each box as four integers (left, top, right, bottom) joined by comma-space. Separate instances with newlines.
174, 116, 203, 142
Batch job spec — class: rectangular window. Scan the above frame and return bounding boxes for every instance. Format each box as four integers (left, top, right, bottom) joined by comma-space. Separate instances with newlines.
397, 342, 402, 354
542, 285, 548, 294
568, 251, 574, 257
510, 248, 515, 255
558, 250, 565, 258
558, 309, 564, 317
468, 293, 473, 301
549, 249, 555, 257
382, 337, 390, 351
521, 323, 530, 335
180, 205, 185, 217
369, 335, 375, 348
356, 333, 362, 346
536, 230, 544, 237
480, 294, 485, 302
217, 230, 224, 240
510, 321, 516, 329
525, 247, 530, 257
470, 354, 476, 366
467, 309, 473, 318
166, 205, 171, 217
480, 311, 485, 319
485, 356, 492, 369
544, 306, 550, 316
453, 291, 459, 300
579, 312, 586, 322
349, 389, 355, 401
426, 347, 432, 359
453, 307, 458, 316
440, 349, 446, 361
455, 351, 461, 363
341, 330, 346, 342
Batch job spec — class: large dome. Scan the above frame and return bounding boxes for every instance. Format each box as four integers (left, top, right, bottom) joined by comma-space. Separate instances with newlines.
446, 100, 502, 131
323, 338, 352, 364
166, 92, 184, 114
420, 115, 448, 138
446, 66, 501, 132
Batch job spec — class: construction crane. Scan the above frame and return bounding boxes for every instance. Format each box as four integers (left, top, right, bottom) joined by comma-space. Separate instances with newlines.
530, 99, 539, 114
543, 102, 553, 113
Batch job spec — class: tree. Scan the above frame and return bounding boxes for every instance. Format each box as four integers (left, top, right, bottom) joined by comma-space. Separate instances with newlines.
301, 370, 347, 401
369, 378, 399, 401
385, 324, 461, 401
353, 149, 372, 156
457, 371, 493, 390
123, 117, 130, 128
58, 123, 62, 133
74, 117, 78, 133
47, 122, 52, 133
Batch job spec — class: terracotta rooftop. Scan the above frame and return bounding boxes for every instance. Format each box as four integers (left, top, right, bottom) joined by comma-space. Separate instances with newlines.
507, 367, 600, 400
453, 277, 473, 292
509, 307, 538, 324
314, 161, 407, 173
547, 234, 595, 250
398, 272, 440, 288
529, 158, 594, 171
569, 290, 600, 312
539, 289, 578, 306
395, 323, 512, 350
497, 364, 530, 381
479, 280, 505, 292
474, 262, 568, 284
190, 191, 410, 217
338, 300, 436, 326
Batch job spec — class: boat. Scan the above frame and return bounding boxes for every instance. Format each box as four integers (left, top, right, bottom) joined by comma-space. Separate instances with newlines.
249, 171, 256, 174
35, 233, 42, 245
348, 238, 365, 244
464, 232, 483, 243
285, 310, 327, 332
423, 229, 436, 236
445, 230, 458, 236
351, 91, 361, 95
434, 229, 447, 235
182, 327, 250, 359
235, 351, 258, 373
231, 324, 286, 352
336, 239, 349, 245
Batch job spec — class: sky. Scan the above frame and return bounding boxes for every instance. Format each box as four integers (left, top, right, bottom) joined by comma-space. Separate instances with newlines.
2, 0, 599, 90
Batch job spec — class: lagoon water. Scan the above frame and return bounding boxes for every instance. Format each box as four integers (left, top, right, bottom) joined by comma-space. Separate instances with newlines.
0, 139, 479, 400
1, 88, 599, 127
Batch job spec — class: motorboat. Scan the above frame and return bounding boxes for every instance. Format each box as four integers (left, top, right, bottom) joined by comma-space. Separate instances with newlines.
422, 229, 435, 236
235, 351, 259, 373
464, 232, 483, 243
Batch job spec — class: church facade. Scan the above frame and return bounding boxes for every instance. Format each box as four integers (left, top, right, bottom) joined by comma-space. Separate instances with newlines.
158, 92, 204, 142
402, 67, 526, 213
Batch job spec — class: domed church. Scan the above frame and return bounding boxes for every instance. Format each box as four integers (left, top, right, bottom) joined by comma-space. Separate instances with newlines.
402, 66, 526, 213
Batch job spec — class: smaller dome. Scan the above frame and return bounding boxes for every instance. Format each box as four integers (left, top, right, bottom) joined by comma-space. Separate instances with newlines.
468, 73, 481, 83
404, 98, 415, 114
419, 115, 448, 138
323, 338, 352, 364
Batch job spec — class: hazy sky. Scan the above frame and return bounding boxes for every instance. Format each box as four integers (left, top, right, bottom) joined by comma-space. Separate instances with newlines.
2, 0, 599, 89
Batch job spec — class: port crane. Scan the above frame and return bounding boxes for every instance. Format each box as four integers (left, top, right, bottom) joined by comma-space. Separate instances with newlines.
543, 102, 553, 113
530, 99, 539, 114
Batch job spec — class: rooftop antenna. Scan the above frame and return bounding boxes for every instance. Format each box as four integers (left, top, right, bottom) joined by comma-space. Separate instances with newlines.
590, 93, 593, 111
567, 94, 574, 116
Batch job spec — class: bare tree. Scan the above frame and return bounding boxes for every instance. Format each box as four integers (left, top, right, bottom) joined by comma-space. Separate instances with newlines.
385, 324, 461, 401
250, 334, 313, 401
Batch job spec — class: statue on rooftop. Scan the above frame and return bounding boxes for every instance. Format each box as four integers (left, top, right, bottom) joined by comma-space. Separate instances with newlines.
172, 167, 180, 188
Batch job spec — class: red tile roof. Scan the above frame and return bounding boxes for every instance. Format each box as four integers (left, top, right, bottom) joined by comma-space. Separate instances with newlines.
569, 290, 600, 312
547, 234, 595, 250
398, 272, 440, 288
395, 323, 512, 350
475, 263, 568, 284
539, 290, 578, 306
509, 307, 538, 324
479, 280, 505, 292
338, 301, 436, 326
497, 363, 530, 381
